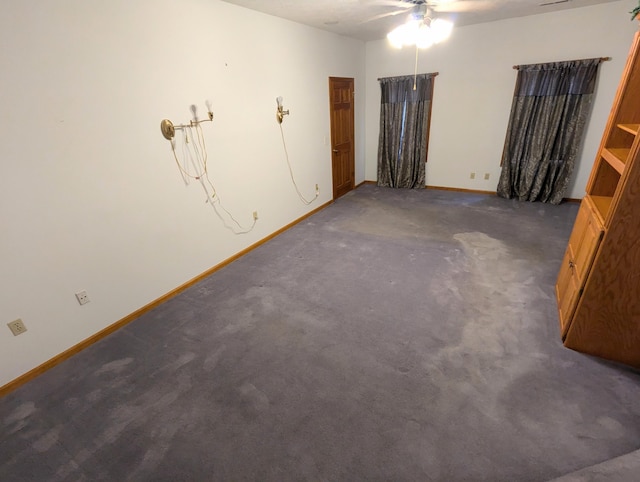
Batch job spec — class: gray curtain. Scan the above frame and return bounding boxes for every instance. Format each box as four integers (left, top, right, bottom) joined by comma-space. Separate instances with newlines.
497, 58, 602, 204
377, 74, 434, 188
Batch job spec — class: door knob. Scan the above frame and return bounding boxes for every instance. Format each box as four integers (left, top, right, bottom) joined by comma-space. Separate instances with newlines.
332, 149, 339, 153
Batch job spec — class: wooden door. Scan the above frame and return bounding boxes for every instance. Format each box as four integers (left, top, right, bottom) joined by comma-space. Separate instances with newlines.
329, 77, 355, 199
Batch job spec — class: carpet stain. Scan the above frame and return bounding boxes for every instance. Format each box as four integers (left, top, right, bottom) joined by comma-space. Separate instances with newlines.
53, 459, 82, 480
220, 316, 255, 335
86, 388, 103, 403
239, 382, 270, 412
32, 425, 62, 453
167, 352, 196, 371
423, 231, 546, 426
203, 346, 226, 372
4, 401, 36, 424
64, 397, 81, 410
596, 416, 624, 435
3, 401, 36, 433
94, 357, 134, 375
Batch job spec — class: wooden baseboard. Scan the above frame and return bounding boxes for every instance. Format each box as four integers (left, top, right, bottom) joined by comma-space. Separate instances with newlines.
425, 185, 497, 195
0, 201, 333, 398
362, 180, 496, 196
365, 180, 580, 203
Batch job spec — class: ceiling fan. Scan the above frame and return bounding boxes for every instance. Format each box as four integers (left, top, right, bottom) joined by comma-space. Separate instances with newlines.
368, 1, 490, 85
371, 1, 464, 49
368, 0, 492, 21
366, 0, 489, 48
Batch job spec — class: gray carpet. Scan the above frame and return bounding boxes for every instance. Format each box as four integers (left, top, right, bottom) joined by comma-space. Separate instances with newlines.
2, 185, 640, 481
550, 448, 640, 481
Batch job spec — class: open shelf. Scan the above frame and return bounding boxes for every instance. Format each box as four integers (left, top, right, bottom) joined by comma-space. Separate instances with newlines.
601, 147, 629, 174
617, 123, 640, 136
586, 194, 613, 223
588, 156, 620, 210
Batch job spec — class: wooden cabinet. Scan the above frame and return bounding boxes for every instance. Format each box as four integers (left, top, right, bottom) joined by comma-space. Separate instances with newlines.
556, 197, 603, 337
555, 30, 640, 367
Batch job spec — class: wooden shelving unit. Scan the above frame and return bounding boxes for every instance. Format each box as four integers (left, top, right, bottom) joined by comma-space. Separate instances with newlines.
601, 147, 628, 173
555, 30, 640, 367
618, 123, 639, 135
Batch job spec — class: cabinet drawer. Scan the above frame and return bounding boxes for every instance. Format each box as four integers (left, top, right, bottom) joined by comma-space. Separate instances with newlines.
556, 247, 581, 337
567, 197, 604, 283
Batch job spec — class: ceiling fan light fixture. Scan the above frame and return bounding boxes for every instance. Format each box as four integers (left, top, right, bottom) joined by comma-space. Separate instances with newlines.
387, 20, 418, 48
415, 24, 435, 49
430, 18, 453, 43
387, 16, 452, 49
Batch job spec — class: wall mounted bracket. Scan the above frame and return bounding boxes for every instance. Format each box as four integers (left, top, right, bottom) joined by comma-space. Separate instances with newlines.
160, 107, 214, 141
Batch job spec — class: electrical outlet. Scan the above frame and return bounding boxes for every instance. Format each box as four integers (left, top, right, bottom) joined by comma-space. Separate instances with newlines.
253, 211, 258, 221
7, 319, 27, 336
75, 290, 90, 305
484, 173, 490, 180
470, 172, 476, 180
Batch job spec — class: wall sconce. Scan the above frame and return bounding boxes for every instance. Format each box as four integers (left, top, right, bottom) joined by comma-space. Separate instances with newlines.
160, 101, 214, 140
276, 96, 289, 124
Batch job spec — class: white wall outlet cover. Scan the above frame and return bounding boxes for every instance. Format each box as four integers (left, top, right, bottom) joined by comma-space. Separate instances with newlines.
75, 290, 90, 305
7, 319, 27, 336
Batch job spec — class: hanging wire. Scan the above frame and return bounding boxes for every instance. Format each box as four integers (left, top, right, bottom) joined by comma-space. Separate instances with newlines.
190, 125, 256, 234
171, 134, 204, 181
278, 123, 318, 205
169, 116, 256, 235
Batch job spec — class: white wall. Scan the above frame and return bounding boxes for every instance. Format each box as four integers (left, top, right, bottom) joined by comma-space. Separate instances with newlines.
0, 0, 365, 387
365, 0, 639, 197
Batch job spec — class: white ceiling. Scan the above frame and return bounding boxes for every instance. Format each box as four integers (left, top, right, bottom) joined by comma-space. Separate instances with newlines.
220, 0, 620, 41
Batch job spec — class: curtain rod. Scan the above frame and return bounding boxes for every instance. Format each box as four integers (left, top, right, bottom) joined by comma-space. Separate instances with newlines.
377, 72, 439, 80
512, 57, 611, 70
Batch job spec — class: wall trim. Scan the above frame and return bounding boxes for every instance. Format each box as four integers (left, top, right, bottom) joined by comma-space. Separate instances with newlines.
363, 180, 496, 195
425, 185, 497, 195
365, 180, 580, 203
0, 200, 333, 398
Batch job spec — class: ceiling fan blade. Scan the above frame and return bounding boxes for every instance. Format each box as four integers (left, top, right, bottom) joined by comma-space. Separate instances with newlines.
361, 6, 413, 24
360, 0, 492, 26
363, 0, 410, 6
432, 0, 494, 13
